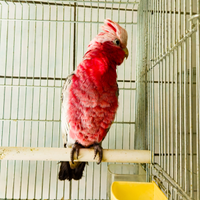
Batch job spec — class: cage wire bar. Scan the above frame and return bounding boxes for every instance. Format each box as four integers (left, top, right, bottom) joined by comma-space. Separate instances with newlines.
1, 0, 200, 199
0, 0, 139, 199
137, 0, 200, 199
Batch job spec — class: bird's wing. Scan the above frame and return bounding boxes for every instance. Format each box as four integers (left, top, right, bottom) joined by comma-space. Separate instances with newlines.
61, 72, 85, 170
61, 72, 75, 148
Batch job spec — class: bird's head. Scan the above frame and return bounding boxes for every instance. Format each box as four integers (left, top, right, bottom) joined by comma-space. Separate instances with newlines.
87, 19, 129, 65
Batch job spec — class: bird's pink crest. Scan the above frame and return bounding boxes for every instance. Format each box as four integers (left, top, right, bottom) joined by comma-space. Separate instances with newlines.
101, 19, 128, 47
88, 19, 128, 49
101, 19, 117, 34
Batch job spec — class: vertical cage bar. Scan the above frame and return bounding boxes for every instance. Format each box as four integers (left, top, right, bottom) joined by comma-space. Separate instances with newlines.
66, 3, 73, 199
189, 0, 193, 198
3, 3, 12, 197
183, 0, 187, 193
197, 0, 200, 199
76, 2, 80, 199
152, 0, 155, 165
136, 0, 149, 179
129, 3, 134, 153
135, 0, 147, 155
162, 0, 166, 172
67, 3, 72, 77
160, 0, 164, 169
149, 0, 152, 176
170, 0, 174, 188
166, 0, 170, 179
0, 0, 5, 151
148, 1, 151, 168
148, 0, 151, 164
178, 0, 182, 190
80, 2, 86, 199
124, 1, 128, 149
174, 0, 178, 198
48, 3, 58, 199
56, 3, 65, 199
157, 1, 162, 166
73, 3, 76, 71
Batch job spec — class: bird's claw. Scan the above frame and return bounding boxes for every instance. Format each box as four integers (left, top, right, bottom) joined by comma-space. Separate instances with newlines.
93, 143, 103, 164
71, 142, 83, 164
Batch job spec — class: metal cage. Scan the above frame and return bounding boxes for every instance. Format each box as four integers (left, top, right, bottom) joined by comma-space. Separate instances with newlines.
0, 0, 200, 199
137, 0, 200, 199
0, 0, 138, 199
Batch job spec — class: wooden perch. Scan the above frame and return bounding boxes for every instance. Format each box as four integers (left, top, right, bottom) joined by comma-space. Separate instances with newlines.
0, 147, 151, 163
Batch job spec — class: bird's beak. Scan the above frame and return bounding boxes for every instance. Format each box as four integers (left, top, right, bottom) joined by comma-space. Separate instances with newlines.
123, 47, 129, 59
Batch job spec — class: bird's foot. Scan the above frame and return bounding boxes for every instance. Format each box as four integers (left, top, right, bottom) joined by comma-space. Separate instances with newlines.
71, 142, 83, 164
93, 143, 103, 164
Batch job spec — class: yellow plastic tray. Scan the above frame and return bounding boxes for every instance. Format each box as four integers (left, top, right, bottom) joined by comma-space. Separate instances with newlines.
111, 181, 167, 200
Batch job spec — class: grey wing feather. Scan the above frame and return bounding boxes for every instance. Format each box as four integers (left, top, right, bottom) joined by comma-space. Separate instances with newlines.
61, 72, 75, 148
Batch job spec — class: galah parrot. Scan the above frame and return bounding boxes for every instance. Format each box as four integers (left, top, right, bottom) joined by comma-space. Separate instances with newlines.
59, 19, 128, 181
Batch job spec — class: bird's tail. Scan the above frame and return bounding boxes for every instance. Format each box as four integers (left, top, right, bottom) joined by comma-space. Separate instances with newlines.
59, 161, 86, 181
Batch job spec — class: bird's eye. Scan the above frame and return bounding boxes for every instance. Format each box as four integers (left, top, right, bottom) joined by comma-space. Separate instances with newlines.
113, 39, 120, 46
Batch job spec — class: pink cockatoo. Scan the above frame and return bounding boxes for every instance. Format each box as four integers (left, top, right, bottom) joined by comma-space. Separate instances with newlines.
59, 19, 128, 181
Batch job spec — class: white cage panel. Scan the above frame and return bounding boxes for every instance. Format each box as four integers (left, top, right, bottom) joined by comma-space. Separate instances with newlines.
0, 0, 138, 199
137, 0, 200, 199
